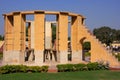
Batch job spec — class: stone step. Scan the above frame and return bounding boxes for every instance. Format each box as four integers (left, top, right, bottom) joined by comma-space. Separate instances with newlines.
110, 67, 120, 71
47, 65, 58, 73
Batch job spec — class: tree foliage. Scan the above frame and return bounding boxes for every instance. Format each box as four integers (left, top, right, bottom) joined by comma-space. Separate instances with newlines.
93, 26, 120, 45
52, 24, 56, 42
83, 42, 91, 51
0, 35, 4, 40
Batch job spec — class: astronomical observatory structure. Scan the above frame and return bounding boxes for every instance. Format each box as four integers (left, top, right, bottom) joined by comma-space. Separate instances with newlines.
2, 10, 120, 68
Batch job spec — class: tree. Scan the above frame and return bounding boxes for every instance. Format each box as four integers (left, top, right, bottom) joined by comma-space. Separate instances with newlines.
116, 30, 120, 41
93, 26, 115, 45
83, 42, 91, 51
26, 26, 28, 37
51, 24, 56, 42
0, 35, 4, 40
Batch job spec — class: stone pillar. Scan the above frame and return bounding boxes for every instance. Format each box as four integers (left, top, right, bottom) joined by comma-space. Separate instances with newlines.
13, 13, 21, 51
21, 14, 26, 63
34, 11, 45, 66
12, 12, 25, 64
71, 15, 82, 63
3, 12, 25, 65
21, 14, 26, 52
4, 16, 13, 51
3, 15, 14, 65
56, 12, 68, 64
76, 16, 83, 51
30, 21, 35, 49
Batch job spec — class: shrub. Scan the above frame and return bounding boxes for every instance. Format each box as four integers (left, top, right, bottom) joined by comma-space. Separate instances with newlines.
87, 62, 109, 70
0, 62, 109, 74
57, 62, 108, 72
27, 66, 41, 73
0, 65, 29, 74
57, 64, 74, 72
66, 64, 74, 72
19, 65, 28, 73
0, 65, 48, 74
87, 62, 99, 70
41, 66, 49, 72
74, 63, 86, 71
0, 65, 9, 74
57, 64, 86, 72
97, 61, 109, 70
57, 64, 65, 72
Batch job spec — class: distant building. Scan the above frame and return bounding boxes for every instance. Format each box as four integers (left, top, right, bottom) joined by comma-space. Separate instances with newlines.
111, 41, 120, 47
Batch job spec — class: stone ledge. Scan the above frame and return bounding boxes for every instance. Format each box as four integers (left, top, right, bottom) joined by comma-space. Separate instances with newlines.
109, 67, 120, 71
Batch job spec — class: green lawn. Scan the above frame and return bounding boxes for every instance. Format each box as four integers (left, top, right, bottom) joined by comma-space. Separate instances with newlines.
0, 70, 120, 80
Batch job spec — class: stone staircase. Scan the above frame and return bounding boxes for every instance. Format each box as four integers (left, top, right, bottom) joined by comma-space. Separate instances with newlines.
80, 25, 120, 68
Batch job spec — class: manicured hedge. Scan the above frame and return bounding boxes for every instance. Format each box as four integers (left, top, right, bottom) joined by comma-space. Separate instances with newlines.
0, 62, 109, 74
0, 65, 48, 74
57, 62, 109, 72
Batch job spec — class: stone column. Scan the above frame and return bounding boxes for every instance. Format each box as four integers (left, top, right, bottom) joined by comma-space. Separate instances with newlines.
5, 16, 13, 51
21, 14, 26, 63
3, 15, 14, 65
30, 21, 35, 49
3, 12, 25, 65
19, 14, 26, 52
13, 12, 25, 51
71, 15, 82, 63
12, 12, 25, 64
13, 13, 21, 51
3, 13, 25, 65
21, 14, 26, 52
56, 12, 68, 64
34, 11, 45, 66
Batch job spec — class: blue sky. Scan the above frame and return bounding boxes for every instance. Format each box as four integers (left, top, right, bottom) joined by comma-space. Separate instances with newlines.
0, 0, 120, 35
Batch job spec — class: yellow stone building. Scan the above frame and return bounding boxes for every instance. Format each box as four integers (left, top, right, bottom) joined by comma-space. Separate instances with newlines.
2, 10, 120, 68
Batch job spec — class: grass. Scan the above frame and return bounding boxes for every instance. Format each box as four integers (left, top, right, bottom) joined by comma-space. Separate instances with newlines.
0, 70, 120, 80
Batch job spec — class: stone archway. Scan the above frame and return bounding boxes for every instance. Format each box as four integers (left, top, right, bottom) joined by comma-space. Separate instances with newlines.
79, 37, 91, 62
